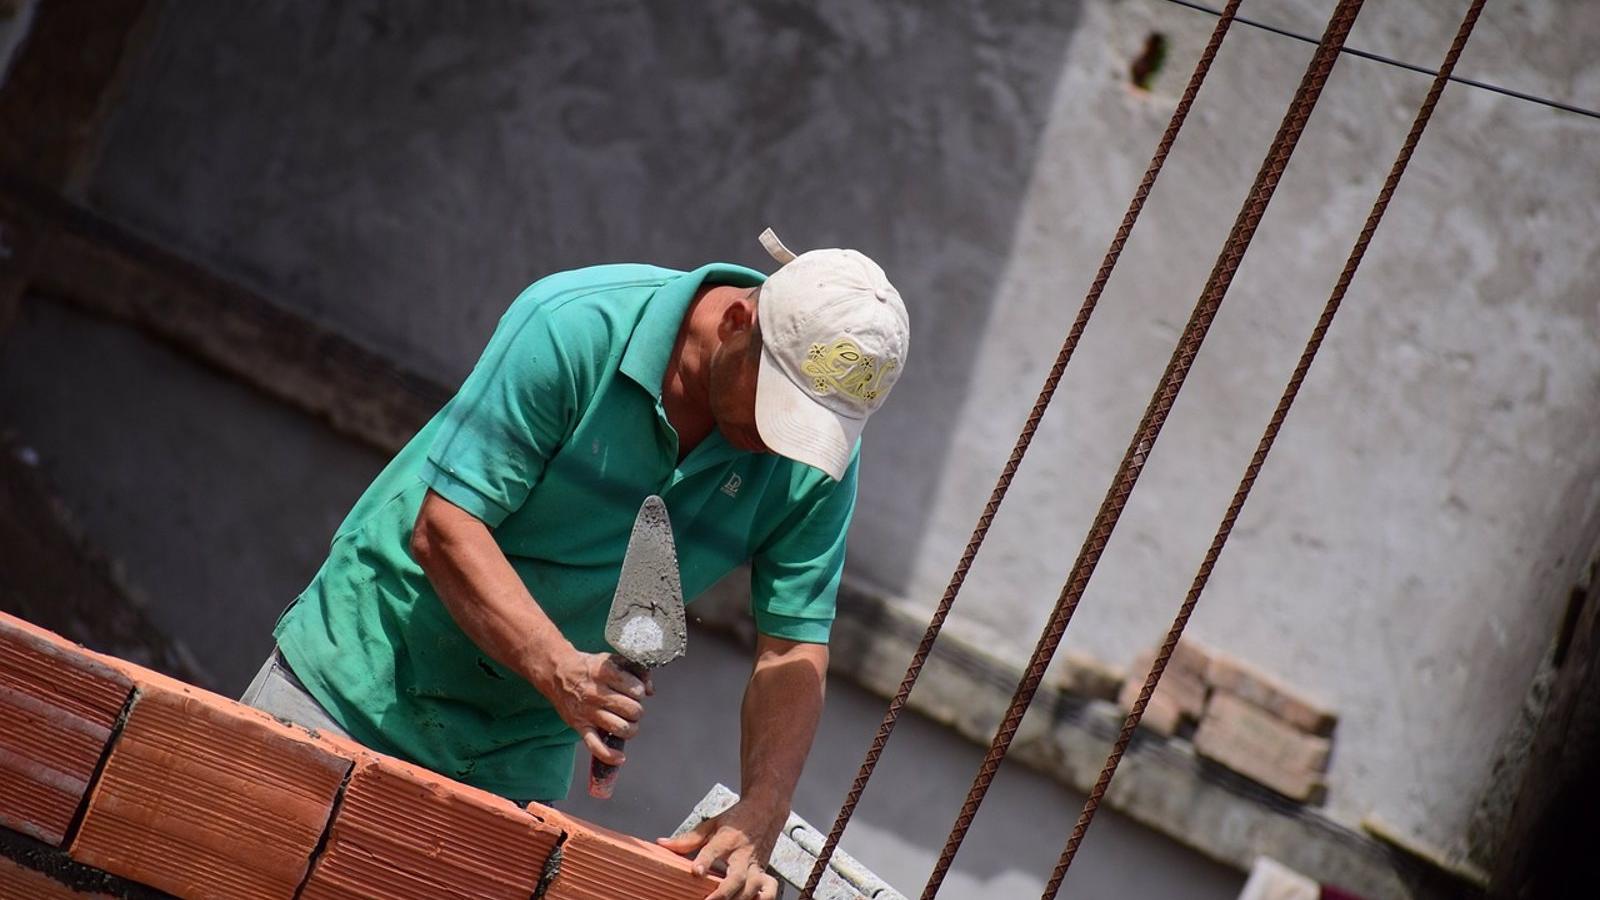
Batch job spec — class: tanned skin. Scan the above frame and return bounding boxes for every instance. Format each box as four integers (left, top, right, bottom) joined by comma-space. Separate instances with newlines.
412, 285, 824, 900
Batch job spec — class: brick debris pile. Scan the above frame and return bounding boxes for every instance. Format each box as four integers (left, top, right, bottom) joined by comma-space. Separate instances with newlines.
0, 611, 722, 899
1114, 640, 1338, 803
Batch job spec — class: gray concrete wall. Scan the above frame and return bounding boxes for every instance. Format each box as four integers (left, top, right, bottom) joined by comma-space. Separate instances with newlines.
13, 0, 1597, 876
0, 300, 382, 690
83, 0, 1081, 597
890, 0, 1600, 860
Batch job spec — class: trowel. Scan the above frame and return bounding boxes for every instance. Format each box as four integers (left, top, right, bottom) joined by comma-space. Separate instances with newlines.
588, 494, 687, 799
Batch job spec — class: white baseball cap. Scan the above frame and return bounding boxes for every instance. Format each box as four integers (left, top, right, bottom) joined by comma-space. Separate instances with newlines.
754, 228, 910, 480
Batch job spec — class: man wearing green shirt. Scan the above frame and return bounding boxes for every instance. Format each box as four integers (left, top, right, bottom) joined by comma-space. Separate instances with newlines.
245, 229, 909, 900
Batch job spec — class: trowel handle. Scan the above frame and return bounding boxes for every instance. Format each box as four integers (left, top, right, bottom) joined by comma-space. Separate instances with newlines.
588, 656, 650, 799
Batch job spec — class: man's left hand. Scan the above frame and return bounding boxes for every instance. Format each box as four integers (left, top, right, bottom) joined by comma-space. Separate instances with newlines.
657, 798, 783, 900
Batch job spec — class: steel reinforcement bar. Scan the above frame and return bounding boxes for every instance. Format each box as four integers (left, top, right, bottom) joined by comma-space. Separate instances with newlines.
1041, 1, 1487, 897
921, 1, 1368, 895
797, 3, 1247, 897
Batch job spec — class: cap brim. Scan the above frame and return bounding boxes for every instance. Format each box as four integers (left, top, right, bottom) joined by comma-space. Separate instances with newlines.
755, 347, 863, 481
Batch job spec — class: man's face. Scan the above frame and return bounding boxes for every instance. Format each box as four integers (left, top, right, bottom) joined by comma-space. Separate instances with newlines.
707, 292, 771, 454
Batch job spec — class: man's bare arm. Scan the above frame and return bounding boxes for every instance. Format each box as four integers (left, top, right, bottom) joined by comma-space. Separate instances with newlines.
410, 488, 649, 764
660, 634, 827, 900
739, 635, 827, 824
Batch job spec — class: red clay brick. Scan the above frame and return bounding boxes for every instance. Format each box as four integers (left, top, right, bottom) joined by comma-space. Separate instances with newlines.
70, 680, 352, 900
301, 754, 563, 899
540, 806, 723, 900
1205, 652, 1338, 736
1194, 693, 1331, 802
0, 613, 132, 846
0, 854, 111, 900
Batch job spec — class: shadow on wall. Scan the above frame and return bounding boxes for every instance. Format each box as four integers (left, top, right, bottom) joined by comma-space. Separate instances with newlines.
85, 0, 1088, 596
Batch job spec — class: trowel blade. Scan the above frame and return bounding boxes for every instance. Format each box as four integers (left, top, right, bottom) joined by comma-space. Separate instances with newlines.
604, 495, 687, 670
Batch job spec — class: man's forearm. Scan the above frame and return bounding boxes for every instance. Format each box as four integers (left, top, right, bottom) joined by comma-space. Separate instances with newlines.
739, 637, 829, 815
411, 489, 647, 763
657, 637, 821, 896
410, 489, 572, 692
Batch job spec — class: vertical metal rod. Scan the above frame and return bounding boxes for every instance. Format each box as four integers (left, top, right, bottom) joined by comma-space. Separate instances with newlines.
796, 3, 1247, 896
1040, 1, 1488, 896
920, 1, 1368, 896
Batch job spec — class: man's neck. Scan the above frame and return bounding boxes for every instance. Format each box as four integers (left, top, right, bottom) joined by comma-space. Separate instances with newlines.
661, 285, 722, 460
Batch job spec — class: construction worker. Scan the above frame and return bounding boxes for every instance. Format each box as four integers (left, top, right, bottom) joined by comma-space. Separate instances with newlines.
243, 230, 910, 900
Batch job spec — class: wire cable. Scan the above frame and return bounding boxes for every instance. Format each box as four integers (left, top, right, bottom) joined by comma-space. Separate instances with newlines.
1163, 0, 1598, 121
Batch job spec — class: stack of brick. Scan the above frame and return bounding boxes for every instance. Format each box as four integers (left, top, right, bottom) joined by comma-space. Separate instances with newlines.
1117, 642, 1337, 804
1194, 654, 1336, 803
0, 611, 722, 899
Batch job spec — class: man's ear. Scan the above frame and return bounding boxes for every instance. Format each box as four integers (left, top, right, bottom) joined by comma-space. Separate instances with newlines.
717, 291, 758, 340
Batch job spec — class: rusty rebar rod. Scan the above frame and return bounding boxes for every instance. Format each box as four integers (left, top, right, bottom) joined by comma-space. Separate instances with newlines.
796, 4, 1247, 897
920, 1, 1368, 896
1040, 1, 1487, 896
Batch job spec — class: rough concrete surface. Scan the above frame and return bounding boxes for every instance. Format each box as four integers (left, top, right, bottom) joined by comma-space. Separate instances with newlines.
891, 0, 1600, 861
82, 0, 1084, 602
0, 433, 203, 684
3, 0, 1592, 877
0, 299, 383, 691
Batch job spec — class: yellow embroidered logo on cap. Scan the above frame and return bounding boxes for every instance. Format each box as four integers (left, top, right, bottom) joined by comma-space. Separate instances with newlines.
802, 339, 897, 402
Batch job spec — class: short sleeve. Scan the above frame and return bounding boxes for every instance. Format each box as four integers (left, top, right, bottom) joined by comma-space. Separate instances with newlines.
749, 452, 860, 644
423, 308, 587, 527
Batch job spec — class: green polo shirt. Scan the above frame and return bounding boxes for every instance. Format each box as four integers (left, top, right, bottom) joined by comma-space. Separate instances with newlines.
274, 262, 858, 801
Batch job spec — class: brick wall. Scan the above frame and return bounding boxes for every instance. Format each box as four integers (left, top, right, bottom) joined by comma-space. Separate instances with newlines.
0, 612, 722, 899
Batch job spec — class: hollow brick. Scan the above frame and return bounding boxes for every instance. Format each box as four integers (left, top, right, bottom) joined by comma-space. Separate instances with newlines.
0, 613, 132, 846
70, 681, 352, 900
301, 753, 562, 899
540, 806, 723, 900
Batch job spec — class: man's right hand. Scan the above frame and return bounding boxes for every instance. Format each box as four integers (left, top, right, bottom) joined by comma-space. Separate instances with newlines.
411, 490, 657, 766
540, 648, 653, 765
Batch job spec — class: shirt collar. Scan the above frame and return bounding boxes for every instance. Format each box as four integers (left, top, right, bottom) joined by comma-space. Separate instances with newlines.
619, 262, 766, 399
